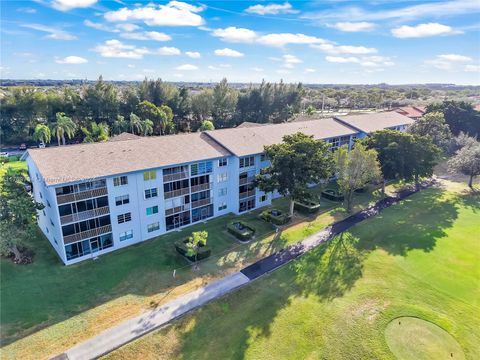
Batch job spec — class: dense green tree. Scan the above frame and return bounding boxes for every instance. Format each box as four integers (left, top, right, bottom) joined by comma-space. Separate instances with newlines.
212, 78, 238, 128
426, 100, 480, 136
81, 76, 119, 124
141, 119, 154, 136
448, 140, 480, 188
51, 112, 76, 145
408, 112, 452, 151
256, 133, 333, 216
334, 143, 381, 212
112, 115, 128, 135
199, 120, 215, 131
81, 122, 109, 143
33, 124, 51, 144
136, 100, 174, 135
191, 89, 213, 123
128, 113, 142, 135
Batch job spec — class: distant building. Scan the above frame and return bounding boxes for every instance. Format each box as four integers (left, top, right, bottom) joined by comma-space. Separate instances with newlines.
395, 106, 426, 119
24, 112, 414, 265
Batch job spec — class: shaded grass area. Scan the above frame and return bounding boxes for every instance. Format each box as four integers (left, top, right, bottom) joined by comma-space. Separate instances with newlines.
104, 185, 480, 360
1, 161, 388, 358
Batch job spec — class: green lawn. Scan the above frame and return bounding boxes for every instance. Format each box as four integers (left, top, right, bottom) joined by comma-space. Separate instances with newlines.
1, 161, 388, 359
104, 184, 480, 360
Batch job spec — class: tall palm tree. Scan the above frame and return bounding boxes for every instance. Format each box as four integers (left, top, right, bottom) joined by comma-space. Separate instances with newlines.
33, 124, 51, 144
82, 122, 109, 143
141, 119, 154, 136
112, 115, 127, 135
129, 113, 142, 135
51, 112, 76, 146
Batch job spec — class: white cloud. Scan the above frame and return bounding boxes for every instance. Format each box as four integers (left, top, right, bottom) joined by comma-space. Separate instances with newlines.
282, 54, 302, 68
120, 31, 171, 41
157, 47, 181, 55
185, 51, 201, 58
251, 67, 264, 72
116, 23, 139, 32
326, 56, 360, 64
176, 64, 198, 70
212, 27, 257, 43
332, 22, 375, 32
55, 55, 88, 64
21, 23, 76, 40
127, 64, 135, 68
245, 2, 298, 15
50, 0, 97, 11
214, 48, 244, 57
437, 54, 472, 62
305, 68, 316, 73
391, 23, 459, 38
312, 43, 377, 55
17, 7, 37, 14
92, 39, 150, 59
208, 65, 220, 70
325, 55, 394, 69
425, 54, 473, 70
257, 33, 326, 47
84, 20, 118, 32
104, 2, 205, 27
465, 65, 480, 72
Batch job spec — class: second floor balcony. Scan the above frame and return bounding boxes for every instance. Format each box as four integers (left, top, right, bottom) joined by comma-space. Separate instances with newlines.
191, 182, 212, 194
60, 206, 110, 225
57, 187, 108, 205
239, 189, 256, 199
164, 187, 190, 199
191, 197, 212, 209
63, 224, 112, 244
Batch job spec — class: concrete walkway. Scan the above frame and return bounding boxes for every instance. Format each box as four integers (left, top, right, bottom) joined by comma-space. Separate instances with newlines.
55, 180, 435, 360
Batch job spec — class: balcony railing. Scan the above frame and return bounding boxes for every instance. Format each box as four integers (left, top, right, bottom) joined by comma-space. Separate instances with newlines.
60, 206, 110, 225
164, 187, 190, 199
63, 224, 112, 244
239, 176, 255, 185
165, 203, 190, 217
56, 187, 108, 205
191, 182, 212, 194
191, 197, 212, 209
239, 190, 256, 199
163, 171, 189, 183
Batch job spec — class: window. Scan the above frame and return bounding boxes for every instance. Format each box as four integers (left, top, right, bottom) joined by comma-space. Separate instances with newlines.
46, 227, 49, 233
50, 218, 55, 227
39, 192, 43, 199
218, 202, 227, 211
115, 194, 129, 206
260, 194, 267, 202
144, 188, 158, 199
119, 230, 133, 241
239, 156, 255, 168
191, 161, 213, 176
42, 209, 46, 216
217, 173, 228, 182
146, 205, 159, 215
53, 237, 58, 245
218, 187, 227, 197
117, 212, 132, 224
47, 200, 51, 207
147, 222, 160, 233
260, 154, 267, 162
143, 171, 156, 181
113, 176, 128, 186
218, 158, 228, 167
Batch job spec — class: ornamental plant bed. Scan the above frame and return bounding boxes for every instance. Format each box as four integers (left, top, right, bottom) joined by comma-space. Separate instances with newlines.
321, 188, 345, 201
294, 199, 321, 214
174, 233, 211, 262
260, 208, 291, 225
227, 221, 255, 242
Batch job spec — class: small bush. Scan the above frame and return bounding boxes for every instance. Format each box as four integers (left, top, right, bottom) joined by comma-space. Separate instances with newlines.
294, 200, 321, 213
321, 189, 344, 201
174, 231, 211, 261
227, 221, 255, 242
260, 208, 291, 225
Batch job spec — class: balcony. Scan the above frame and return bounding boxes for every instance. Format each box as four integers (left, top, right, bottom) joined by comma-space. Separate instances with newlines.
163, 171, 189, 183
57, 187, 108, 205
60, 206, 110, 225
63, 224, 112, 244
165, 203, 190, 217
191, 197, 212, 209
239, 176, 255, 186
164, 187, 190, 199
191, 182, 212, 194
239, 189, 256, 199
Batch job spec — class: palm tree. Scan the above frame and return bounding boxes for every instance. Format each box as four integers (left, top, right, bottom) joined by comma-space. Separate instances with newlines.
112, 115, 127, 135
51, 112, 76, 146
141, 119, 154, 136
33, 124, 51, 144
82, 122, 109, 143
129, 113, 142, 135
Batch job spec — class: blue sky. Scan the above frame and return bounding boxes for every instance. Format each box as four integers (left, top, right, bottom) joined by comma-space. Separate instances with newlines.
1, 0, 480, 84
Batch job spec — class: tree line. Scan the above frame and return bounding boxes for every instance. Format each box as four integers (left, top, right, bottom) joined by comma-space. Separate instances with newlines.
0, 77, 303, 145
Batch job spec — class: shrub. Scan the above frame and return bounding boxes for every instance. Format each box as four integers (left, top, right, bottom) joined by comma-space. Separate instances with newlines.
294, 200, 321, 213
260, 208, 291, 225
174, 231, 211, 262
227, 221, 255, 242
321, 188, 344, 201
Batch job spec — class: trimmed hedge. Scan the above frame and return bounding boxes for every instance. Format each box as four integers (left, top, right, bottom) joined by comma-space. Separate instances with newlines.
294, 200, 321, 214
227, 221, 255, 242
260, 208, 291, 225
174, 238, 211, 262
321, 189, 344, 201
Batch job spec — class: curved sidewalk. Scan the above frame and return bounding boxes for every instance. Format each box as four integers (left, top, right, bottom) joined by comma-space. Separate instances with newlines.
56, 181, 434, 360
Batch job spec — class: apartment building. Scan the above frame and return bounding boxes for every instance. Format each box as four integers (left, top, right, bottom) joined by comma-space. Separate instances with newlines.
24, 112, 414, 265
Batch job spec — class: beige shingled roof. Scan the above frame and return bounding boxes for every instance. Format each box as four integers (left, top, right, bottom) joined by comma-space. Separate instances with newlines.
334, 112, 415, 133
28, 133, 231, 186
108, 132, 141, 142
236, 122, 268, 128
206, 118, 357, 157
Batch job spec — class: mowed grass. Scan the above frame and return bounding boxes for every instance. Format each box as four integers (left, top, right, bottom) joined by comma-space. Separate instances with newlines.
104, 183, 480, 360
1, 161, 388, 359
